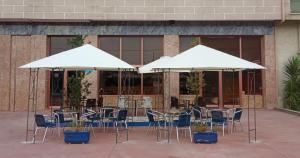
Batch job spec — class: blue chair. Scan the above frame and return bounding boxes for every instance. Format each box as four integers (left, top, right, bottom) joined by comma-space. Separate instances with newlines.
54, 112, 73, 134
230, 108, 243, 133
34, 114, 56, 143
113, 109, 128, 128
146, 109, 162, 134
173, 114, 192, 142
211, 110, 228, 136
101, 108, 114, 131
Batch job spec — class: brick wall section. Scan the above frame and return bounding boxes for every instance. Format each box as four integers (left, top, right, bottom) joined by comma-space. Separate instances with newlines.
163, 35, 179, 111
262, 35, 277, 109
0, 35, 47, 111
0, 0, 281, 21
0, 35, 11, 111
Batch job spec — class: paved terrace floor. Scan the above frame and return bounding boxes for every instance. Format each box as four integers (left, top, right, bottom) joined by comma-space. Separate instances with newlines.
0, 110, 299, 158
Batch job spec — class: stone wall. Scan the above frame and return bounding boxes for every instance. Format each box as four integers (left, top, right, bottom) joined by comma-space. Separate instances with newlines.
0, 0, 282, 21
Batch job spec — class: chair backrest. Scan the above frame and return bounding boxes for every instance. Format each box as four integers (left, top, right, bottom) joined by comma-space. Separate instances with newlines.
86, 99, 96, 108
146, 109, 155, 122
142, 97, 152, 108
197, 97, 206, 107
117, 109, 127, 121
103, 108, 114, 118
35, 114, 46, 127
233, 108, 243, 121
54, 112, 65, 123
177, 114, 191, 127
171, 96, 179, 109
192, 106, 202, 120
117, 96, 128, 108
211, 110, 225, 123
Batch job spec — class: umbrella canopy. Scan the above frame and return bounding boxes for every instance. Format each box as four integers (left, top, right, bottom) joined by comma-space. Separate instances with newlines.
152, 45, 265, 71
138, 56, 190, 73
20, 44, 135, 71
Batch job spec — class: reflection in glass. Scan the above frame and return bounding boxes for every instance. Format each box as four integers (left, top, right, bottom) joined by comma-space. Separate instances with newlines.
121, 71, 141, 95
179, 36, 199, 52
99, 37, 120, 58
100, 71, 119, 95
122, 37, 141, 65
202, 37, 240, 57
223, 71, 239, 105
242, 37, 262, 95
203, 72, 219, 105
143, 73, 163, 95
143, 37, 163, 64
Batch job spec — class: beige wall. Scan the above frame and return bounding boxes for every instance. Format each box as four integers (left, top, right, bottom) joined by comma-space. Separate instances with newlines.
0, 0, 281, 21
0, 35, 47, 112
275, 21, 300, 108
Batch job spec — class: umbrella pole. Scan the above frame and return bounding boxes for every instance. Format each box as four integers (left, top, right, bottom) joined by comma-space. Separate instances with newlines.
232, 69, 235, 108
168, 68, 171, 143
33, 69, 39, 144
25, 68, 32, 142
50, 69, 54, 117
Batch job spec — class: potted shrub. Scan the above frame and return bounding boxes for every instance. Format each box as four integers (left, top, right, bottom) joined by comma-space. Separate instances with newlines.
193, 123, 218, 144
64, 120, 90, 144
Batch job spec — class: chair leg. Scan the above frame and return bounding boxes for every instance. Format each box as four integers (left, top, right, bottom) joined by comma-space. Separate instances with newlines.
222, 123, 225, 136
176, 127, 179, 142
42, 127, 48, 143
189, 127, 192, 143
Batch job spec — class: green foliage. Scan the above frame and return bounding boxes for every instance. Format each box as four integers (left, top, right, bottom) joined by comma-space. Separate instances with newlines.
283, 56, 300, 111
67, 35, 86, 48
66, 35, 92, 109
194, 123, 207, 132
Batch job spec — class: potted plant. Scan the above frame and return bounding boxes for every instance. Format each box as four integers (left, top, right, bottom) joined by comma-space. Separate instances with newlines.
64, 120, 90, 144
193, 123, 218, 144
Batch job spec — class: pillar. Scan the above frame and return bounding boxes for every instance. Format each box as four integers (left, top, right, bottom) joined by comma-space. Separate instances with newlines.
163, 35, 180, 111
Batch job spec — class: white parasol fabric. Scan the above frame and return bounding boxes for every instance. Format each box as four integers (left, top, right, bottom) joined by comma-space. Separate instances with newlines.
19, 44, 135, 71
138, 56, 190, 73
151, 45, 265, 71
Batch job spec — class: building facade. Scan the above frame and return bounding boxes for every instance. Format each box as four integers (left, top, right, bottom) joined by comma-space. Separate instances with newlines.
0, 0, 281, 112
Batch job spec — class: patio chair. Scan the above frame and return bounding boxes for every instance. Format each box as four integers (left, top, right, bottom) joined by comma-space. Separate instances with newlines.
113, 109, 128, 128
54, 112, 73, 136
145, 109, 162, 134
34, 114, 57, 143
173, 114, 192, 142
211, 110, 228, 136
101, 108, 114, 131
230, 108, 243, 133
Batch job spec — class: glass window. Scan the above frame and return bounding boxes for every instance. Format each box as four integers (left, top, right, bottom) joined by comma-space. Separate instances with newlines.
99, 71, 119, 95
180, 36, 199, 52
203, 71, 219, 105
143, 37, 163, 64
122, 37, 141, 65
50, 36, 74, 55
99, 37, 120, 58
202, 37, 240, 57
143, 73, 163, 95
223, 71, 239, 105
121, 71, 141, 95
49, 36, 75, 107
291, 0, 300, 13
242, 36, 262, 95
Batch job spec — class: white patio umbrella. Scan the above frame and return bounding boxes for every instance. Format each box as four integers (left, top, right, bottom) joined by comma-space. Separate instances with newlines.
20, 44, 135, 70
138, 56, 190, 73
151, 44, 265, 71
20, 44, 134, 144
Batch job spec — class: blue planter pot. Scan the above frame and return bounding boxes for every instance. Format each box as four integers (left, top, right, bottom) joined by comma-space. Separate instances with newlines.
193, 132, 218, 144
64, 130, 90, 144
